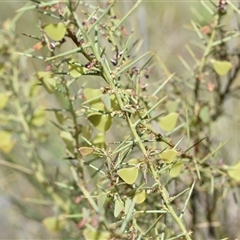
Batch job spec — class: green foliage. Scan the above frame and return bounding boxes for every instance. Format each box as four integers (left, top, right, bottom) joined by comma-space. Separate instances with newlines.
1, 0, 240, 239
227, 160, 240, 182
212, 60, 232, 76
43, 23, 67, 41
159, 149, 178, 163
117, 167, 139, 185
42, 216, 66, 232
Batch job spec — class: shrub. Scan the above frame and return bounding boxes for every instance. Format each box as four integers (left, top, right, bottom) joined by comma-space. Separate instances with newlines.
1, 0, 240, 239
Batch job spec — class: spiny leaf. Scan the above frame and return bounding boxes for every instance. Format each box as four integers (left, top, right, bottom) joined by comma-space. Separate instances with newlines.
68, 60, 85, 78
133, 191, 147, 204
117, 167, 138, 184
88, 114, 112, 132
43, 22, 66, 41
160, 149, 178, 163
212, 60, 232, 76
159, 112, 178, 132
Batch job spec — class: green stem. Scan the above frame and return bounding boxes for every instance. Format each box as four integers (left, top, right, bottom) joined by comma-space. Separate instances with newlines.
126, 115, 192, 239
150, 163, 192, 240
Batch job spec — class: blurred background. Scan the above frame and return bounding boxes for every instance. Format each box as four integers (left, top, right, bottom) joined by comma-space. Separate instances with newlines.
1, 0, 240, 239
